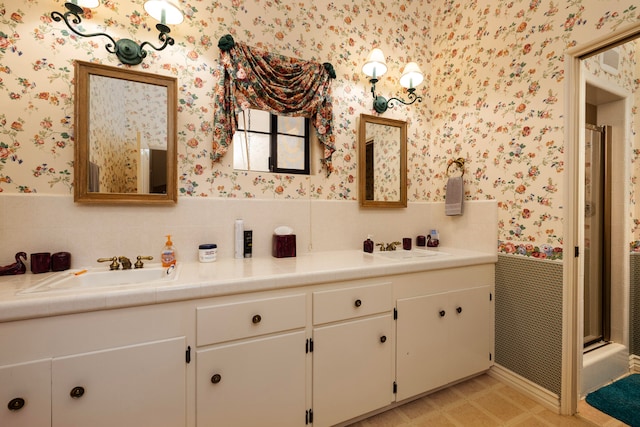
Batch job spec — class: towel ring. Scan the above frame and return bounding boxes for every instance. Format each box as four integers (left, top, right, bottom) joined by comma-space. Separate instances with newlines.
446, 158, 465, 177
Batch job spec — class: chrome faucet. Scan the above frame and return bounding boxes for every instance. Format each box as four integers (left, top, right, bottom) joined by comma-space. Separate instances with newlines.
97, 256, 119, 270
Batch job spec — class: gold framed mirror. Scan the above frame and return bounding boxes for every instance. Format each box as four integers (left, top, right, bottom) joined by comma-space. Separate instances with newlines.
358, 114, 407, 208
74, 61, 178, 204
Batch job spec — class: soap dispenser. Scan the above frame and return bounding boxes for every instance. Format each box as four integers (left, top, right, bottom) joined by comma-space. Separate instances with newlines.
161, 235, 177, 267
363, 235, 374, 253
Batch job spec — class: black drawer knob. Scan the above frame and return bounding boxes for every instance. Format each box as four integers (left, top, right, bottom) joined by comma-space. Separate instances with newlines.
439, 310, 446, 317
211, 374, 222, 384
8, 397, 25, 411
70, 386, 85, 399
380, 335, 387, 343
456, 307, 462, 314
354, 299, 362, 308
252, 314, 262, 324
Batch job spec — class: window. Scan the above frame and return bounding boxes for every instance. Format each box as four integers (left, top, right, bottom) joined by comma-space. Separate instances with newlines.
233, 109, 310, 175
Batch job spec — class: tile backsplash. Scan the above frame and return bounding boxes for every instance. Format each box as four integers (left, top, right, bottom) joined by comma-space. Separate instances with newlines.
0, 195, 497, 269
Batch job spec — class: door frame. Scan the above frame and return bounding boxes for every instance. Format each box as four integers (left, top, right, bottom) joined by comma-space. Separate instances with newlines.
564, 22, 640, 415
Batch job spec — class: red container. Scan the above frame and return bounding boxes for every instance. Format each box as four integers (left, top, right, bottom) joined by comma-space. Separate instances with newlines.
272, 235, 296, 258
51, 252, 71, 271
30, 252, 51, 274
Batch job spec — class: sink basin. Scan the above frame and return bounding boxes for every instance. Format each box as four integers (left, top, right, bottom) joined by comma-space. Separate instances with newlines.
374, 249, 448, 260
19, 263, 180, 294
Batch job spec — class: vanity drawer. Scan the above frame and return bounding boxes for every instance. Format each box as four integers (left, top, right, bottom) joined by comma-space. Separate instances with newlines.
197, 294, 306, 346
313, 282, 393, 325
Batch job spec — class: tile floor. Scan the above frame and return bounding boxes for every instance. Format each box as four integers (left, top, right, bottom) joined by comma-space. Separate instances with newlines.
346, 374, 626, 426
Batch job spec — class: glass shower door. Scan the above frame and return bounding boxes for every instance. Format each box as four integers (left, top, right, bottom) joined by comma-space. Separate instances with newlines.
584, 124, 611, 348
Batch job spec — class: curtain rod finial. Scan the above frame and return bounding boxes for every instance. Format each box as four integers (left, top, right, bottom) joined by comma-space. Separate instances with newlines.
218, 34, 235, 51
323, 63, 336, 79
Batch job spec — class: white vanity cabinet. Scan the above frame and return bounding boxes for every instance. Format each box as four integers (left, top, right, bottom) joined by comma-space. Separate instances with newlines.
0, 256, 496, 427
0, 359, 51, 427
311, 282, 394, 427
51, 337, 186, 427
0, 305, 189, 427
195, 293, 308, 426
395, 266, 494, 401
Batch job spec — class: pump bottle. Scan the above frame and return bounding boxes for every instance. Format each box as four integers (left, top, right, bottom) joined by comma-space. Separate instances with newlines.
162, 235, 177, 267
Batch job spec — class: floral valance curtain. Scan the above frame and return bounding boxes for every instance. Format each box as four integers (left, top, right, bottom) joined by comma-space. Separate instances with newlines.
212, 34, 337, 175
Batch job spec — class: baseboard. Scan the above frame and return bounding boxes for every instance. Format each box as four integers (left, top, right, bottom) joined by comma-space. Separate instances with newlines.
630, 354, 640, 372
488, 364, 561, 413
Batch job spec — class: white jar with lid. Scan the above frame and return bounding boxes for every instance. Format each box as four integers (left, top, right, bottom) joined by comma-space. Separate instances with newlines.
198, 244, 217, 263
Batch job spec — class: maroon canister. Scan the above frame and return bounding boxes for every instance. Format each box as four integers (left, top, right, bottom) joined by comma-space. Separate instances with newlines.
30, 252, 51, 274
272, 235, 296, 258
403, 238, 412, 250
51, 252, 71, 271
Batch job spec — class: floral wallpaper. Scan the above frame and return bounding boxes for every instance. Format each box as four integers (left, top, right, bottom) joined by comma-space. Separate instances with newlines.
634, 48, 640, 250
0, 0, 638, 259
426, 1, 639, 260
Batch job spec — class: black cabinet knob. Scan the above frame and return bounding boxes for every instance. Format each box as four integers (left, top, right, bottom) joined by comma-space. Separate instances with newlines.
354, 299, 362, 308
439, 310, 446, 317
456, 307, 462, 314
380, 335, 387, 343
8, 397, 25, 411
211, 374, 222, 384
70, 386, 85, 399
252, 314, 262, 324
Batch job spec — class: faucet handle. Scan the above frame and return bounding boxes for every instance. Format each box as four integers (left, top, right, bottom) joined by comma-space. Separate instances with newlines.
97, 256, 119, 270
135, 256, 153, 269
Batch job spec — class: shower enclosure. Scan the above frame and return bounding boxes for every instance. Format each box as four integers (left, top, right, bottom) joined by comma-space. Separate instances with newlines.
583, 124, 611, 349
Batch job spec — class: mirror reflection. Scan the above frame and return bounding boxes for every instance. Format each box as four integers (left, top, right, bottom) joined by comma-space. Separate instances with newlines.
89, 75, 168, 194
358, 114, 407, 208
74, 61, 177, 204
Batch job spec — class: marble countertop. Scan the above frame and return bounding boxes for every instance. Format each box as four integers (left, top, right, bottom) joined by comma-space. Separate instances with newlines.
0, 247, 496, 323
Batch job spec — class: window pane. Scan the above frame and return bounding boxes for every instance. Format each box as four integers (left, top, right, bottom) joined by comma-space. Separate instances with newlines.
277, 115, 306, 136
233, 131, 270, 172
276, 135, 305, 170
237, 109, 271, 132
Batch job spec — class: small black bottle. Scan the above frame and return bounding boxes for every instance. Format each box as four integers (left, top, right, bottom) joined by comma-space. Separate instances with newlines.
363, 235, 374, 253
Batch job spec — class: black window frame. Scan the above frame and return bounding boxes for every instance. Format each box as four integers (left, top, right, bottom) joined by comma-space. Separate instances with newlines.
237, 110, 311, 175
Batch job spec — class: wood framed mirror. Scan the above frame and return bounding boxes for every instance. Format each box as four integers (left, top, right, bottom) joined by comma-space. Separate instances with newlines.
74, 61, 178, 204
358, 114, 407, 208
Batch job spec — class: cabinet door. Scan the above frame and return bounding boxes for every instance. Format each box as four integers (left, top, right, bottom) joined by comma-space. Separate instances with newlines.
0, 359, 51, 427
313, 313, 394, 427
196, 330, 306, 427
396, 292, 450, 400
448, 286, 492, 380
396, 286, 493, 401
52, 337, 186, 427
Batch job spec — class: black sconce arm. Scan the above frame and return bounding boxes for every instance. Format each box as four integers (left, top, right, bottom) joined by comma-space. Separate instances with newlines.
51, 3, 176, 66
51, 6, 118, 46
368, 77, 422, 114
386, 88, 422, 109
138, 24, 176, 53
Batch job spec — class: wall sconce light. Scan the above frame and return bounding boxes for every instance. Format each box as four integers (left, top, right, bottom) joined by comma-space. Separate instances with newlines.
51, 0, 183, 66
362, 48, 424, 114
